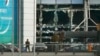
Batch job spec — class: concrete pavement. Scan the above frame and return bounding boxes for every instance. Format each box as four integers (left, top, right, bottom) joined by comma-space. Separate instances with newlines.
0, 52, 94, 56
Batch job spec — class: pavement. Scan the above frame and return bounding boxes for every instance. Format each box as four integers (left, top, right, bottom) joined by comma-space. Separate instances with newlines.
0, 52, 94, 56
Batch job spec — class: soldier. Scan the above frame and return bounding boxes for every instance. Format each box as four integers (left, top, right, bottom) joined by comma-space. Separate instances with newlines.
25, 39, 30, 52
59, 30, 65, 42
52, 33, 59, 42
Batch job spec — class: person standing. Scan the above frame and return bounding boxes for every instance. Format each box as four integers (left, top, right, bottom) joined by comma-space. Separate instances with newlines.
25, 39, 30, 52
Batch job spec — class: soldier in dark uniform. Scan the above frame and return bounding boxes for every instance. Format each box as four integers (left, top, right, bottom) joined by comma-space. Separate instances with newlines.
25, 39, 30, 52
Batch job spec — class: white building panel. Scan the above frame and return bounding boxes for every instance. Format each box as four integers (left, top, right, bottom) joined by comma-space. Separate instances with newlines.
24, 0, 34, 3
24, 26, 34, 29
24, 3, 34, 8
24, 14, 34, 20
23, 31, 34, 36
24, 8, 34, 13
23, 0, 36, 47
24, 20, 34, 24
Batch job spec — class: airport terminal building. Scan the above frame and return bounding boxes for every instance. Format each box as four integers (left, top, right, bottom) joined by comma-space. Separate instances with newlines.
35, 0, 100, 43
0, 0, 100, 45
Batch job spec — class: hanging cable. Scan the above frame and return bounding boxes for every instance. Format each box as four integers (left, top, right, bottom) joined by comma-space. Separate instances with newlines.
53, 0, 58, 31
39, 0, 43, 42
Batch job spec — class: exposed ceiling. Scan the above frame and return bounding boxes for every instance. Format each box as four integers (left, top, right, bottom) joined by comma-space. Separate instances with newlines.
37, 0, 100, 5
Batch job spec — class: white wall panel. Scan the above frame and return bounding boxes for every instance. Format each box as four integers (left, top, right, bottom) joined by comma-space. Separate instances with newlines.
24, 8, 34, 13
24, 0, 34, 3
23, 0, 36, 47
23, 31, 34, 36
24, 20, 34, 24
24, 14, 34, 19
24, 3, 34, 8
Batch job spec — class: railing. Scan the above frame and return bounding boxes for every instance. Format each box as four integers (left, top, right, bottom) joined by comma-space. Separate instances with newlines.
0, 43, 100, 56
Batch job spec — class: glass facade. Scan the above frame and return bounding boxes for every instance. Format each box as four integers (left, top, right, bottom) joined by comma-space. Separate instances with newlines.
36, 0, 100, 43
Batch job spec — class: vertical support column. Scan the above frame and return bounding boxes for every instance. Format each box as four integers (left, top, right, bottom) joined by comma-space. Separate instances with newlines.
84, 0, 89, 31
33, 0, 37, 45
33, 0, 36, 56
18, 0, 23, 56
12, 0, 15, 56
70, 10, 73, 31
